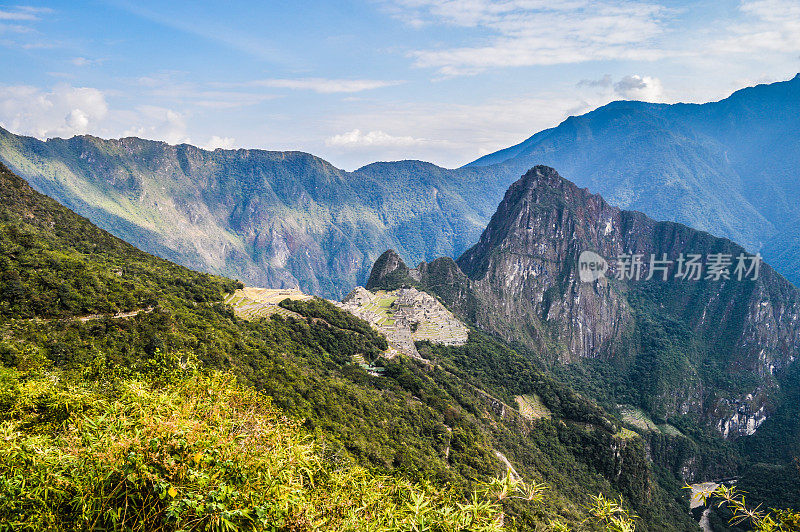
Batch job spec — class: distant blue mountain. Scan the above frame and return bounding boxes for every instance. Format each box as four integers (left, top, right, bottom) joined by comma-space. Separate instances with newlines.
469, 74, 800, 286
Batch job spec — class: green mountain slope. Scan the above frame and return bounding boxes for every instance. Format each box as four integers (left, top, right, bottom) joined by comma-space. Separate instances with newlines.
0, 129, 501, 299
367, 166, 800, 511
0, 162, 704, 529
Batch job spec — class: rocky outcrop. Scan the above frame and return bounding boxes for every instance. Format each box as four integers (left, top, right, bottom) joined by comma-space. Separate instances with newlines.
369, 166, 800, 439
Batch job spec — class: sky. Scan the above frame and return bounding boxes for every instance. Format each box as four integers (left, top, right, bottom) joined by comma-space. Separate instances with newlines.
1, 0, 799, 170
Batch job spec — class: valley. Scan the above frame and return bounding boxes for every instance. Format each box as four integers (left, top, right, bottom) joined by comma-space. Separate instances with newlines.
1, 140, 798, 529
4, 3, 800, 529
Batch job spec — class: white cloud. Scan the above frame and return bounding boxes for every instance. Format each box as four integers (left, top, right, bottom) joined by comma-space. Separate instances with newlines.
122, 106, 190, 145
613, 74, 664, 101
315, 92, 604, 169
390, 0, 673, 75
0, 6, 54, 46
578, 74, 613, 88
325, 129, 428, 148
203, 135, 237, 150
244, 78, 403, 94
71, 57, 105, 67
0, 84, 193, 146
138, 73, 278, 109
576, 74, 666, 102
0, 84, 108, 138
65, 108, 90, 131
0, 8, 41, 21
712, 0, 800, 55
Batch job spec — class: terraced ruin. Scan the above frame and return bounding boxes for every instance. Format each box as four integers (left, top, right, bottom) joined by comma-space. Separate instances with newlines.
514, 394, 551, 420
338, 286, 469, 359
225, 285, 468, 361
618, 405, 683, 437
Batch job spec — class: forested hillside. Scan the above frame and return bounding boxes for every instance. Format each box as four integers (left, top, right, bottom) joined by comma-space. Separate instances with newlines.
0, 162, 707, 529
2, 76, 800, 296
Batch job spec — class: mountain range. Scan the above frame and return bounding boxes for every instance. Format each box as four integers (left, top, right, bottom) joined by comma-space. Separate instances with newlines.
0, 161, 705, 530
468, 74, 800, 286
365, 165, 800, 518
2, 74, 800, 528
2, 149, 799, 526
368, 166, 800, 439
2, 74, 799, 297
0, 129, 501, 298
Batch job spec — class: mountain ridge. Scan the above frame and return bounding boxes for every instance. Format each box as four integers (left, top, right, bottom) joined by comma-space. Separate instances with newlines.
0, 125, 505, 299
2, 74, 800, 297
368, 166, 800, 442
466, 74, 800, 289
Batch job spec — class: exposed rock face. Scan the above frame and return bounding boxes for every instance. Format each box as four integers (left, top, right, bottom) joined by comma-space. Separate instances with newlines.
369, 166, 800, 438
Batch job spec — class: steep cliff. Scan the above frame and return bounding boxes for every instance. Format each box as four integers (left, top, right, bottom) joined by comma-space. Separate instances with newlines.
369, 166, 800, 440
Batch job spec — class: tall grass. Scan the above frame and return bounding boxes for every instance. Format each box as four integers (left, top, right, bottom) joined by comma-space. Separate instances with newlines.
0, 370, 538, 531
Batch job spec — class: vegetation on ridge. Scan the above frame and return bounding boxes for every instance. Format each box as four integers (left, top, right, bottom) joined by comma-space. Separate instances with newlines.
2, 160, 798, 530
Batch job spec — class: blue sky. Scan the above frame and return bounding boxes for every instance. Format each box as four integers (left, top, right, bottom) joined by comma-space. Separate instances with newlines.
1, 0, 799, 169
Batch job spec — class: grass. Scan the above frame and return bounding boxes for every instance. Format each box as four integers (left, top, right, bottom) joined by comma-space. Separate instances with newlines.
514, 394, 551, 420
618, 405, 660, 432
0, 368, 531, 531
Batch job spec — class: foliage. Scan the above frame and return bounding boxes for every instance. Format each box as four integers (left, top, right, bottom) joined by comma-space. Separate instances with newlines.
420, 334, 613, 430
0, 370, 526, 531
0, 163, 237, 320
278, 297, 388, 351
585, 495, 638, 532
703, 485, 800, 532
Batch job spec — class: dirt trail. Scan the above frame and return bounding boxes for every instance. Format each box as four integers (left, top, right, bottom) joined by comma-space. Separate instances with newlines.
21, 307, 154, 323
76, 307, 153, 322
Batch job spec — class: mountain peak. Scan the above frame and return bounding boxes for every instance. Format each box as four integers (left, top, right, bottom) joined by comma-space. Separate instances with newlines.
513, 165, 589, 198
456, 166, 600, 279
366, 249, 415, 290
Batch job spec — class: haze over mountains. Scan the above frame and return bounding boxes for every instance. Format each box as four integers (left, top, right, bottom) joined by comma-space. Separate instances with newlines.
1, 75, 799, 298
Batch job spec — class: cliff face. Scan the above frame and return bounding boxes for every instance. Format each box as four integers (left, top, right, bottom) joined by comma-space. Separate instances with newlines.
369, 167, 800, 438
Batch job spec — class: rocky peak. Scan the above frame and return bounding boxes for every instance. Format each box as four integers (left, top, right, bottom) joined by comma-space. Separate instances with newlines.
458, 165, 606, 279
372, 167, 800, 439
366, 249, 420, 290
